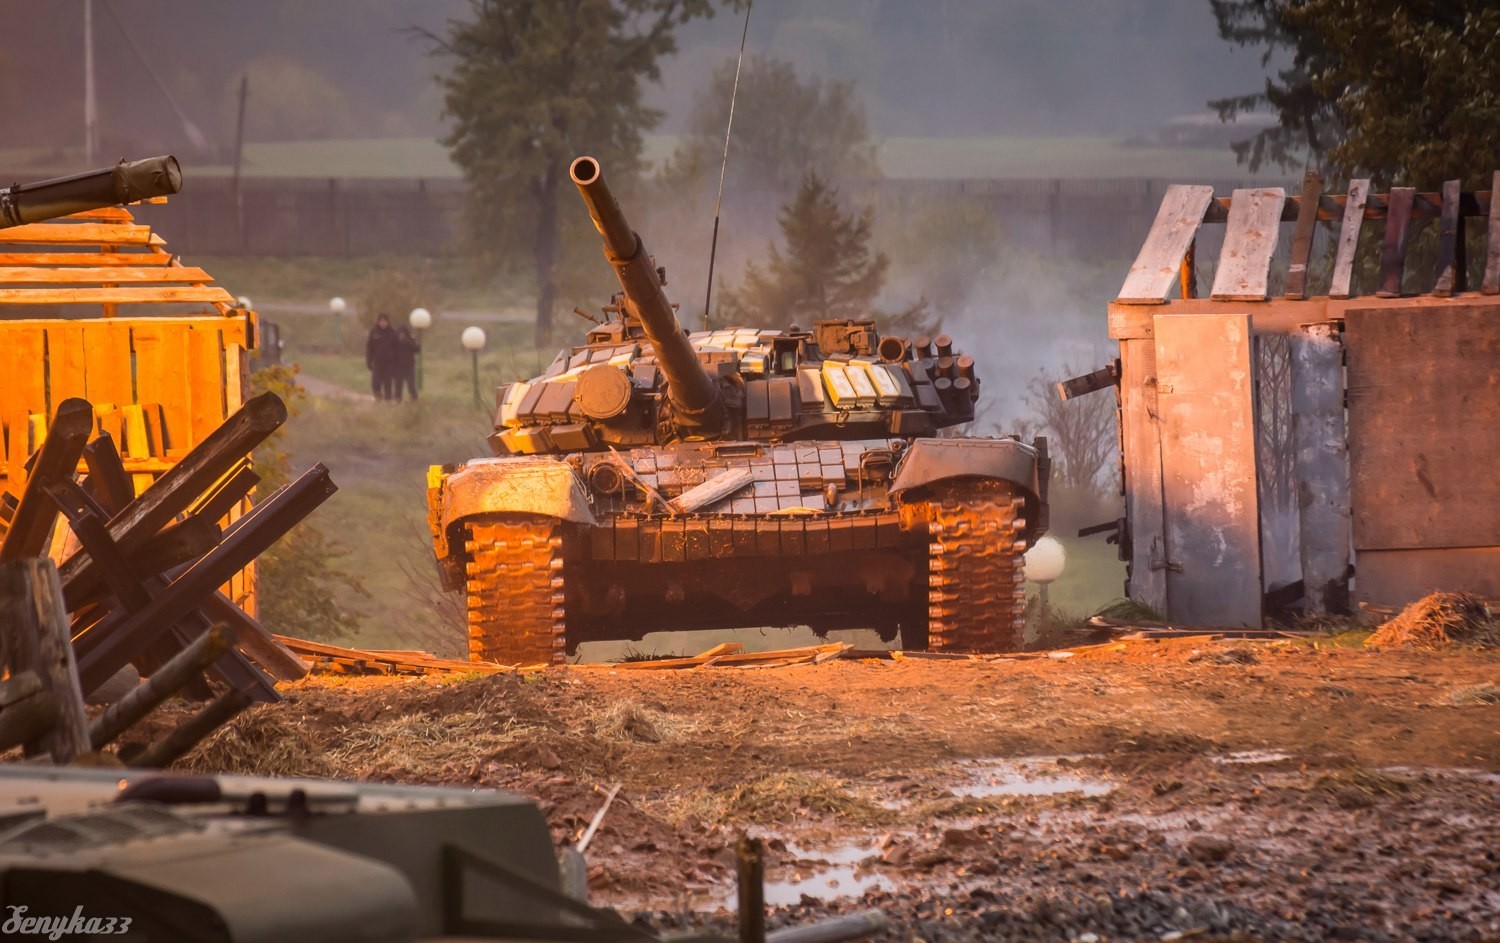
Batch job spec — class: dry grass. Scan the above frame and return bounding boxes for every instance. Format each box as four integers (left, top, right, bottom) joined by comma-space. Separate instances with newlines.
663, 772, 894, 827
588, 701, 687, 744
179, 710, 336, 779
325, 710, 533, 775
1366, 593, 1498, 651
1435, 683, 1500, 707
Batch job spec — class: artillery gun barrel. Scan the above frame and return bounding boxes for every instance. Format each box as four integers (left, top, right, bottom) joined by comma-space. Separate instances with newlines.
0, 155, 182, 229
570, 155, 722, 431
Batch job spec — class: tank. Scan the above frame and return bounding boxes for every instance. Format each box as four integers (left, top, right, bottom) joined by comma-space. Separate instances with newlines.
0, 155, 182, 228
427, 156, 1049, 665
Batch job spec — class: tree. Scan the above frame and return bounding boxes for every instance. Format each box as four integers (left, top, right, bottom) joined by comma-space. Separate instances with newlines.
717, 173, 926, 330
1013, 368, 1116, 495
1210, 1, 1500, 187
664, 55, 877, 196
423, 0, 730, 345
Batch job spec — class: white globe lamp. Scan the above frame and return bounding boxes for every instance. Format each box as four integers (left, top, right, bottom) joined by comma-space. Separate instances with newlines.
1024, 535, 1067, 606
329, 296, 348, 346
461, 326, 487, 407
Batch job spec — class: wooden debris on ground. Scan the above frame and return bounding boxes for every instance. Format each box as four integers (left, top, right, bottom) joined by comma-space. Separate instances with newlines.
275, 635, 520, 677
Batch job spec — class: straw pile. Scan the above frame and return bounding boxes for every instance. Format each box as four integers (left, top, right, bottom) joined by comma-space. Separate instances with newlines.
1365, 593, 1498, 651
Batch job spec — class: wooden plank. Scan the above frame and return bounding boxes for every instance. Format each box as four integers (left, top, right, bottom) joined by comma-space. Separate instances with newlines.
1207, 188, 1494, 223
1118, 338, 1168, 616
0, 222, 155, 245
0, 266, 213, 284
1290, 322, 1351, 614
1179, 238, 1196, 300
1329, 179, 1370, 299
1344, 304, 1500, 550
132, 322, 191, 451
1210, 188, 1286, 301
1433, 180, 1463, 297
1376, 186, 1415, 297
1115, 185, 1214, 305
185, 324, 229, 446
0, 315, 249, 348
0, 399, 93, 562
0, 328, 47, 418
1485, 171, 1500, 295
44, 322, 88, 405
0, 251, 173, 266
0, 558, 92, 763
1284, 171, 1324, 300
1354, 547, 1500, 610
1153, 314, 1262, 625
1107, 292, 1500, 341
82, 320, 135, 407
0, 286, 233, 305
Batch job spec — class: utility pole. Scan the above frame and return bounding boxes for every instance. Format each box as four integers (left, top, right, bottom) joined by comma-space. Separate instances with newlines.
232, 75, 249, 250
84, 0, 97, 164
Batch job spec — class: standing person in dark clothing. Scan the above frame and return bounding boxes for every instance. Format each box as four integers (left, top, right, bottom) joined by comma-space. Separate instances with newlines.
394, 325, 420, 402
365, 314, 399, 401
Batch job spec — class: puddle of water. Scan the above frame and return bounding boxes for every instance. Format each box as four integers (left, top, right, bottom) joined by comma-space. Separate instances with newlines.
951, 757, 1114, 798
764, 864, 884, 906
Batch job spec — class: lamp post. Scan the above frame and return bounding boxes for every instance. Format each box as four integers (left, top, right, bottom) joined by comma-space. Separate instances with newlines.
461, 326, 487, 408
408, 307, 432, 394
329, 296, 347, 347
1024, 535, 1067, 608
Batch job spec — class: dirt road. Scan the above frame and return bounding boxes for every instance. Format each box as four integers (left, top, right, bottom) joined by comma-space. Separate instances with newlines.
179, 638, 1500, 941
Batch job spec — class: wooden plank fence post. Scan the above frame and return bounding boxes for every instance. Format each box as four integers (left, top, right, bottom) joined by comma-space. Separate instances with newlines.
0, 557, 91, 762
1153, 313, 1263, 626
1118, 338, 1168, 615
1290, 322, 1351, 613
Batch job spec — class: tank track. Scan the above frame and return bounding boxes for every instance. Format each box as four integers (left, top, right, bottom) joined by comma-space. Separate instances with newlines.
464, 516, 567, 665
926, 482, 1029, 652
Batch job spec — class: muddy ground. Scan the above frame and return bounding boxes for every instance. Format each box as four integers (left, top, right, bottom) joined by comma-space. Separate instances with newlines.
169, 638, 1499, 942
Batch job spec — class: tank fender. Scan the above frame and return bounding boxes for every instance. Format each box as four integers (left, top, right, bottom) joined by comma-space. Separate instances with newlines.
430, 458, 595, 561
889, 437, 1041, 501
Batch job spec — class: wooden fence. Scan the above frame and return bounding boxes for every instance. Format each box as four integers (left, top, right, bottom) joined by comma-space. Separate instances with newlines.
0, 203, 258, 613
1106, 171, 1500, 624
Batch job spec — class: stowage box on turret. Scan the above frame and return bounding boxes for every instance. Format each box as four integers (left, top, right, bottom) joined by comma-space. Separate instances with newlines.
428, 157, 1049, 664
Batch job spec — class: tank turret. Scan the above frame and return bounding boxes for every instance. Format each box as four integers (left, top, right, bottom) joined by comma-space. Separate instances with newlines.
0, 156, 182, 229
570, 155, 723, 432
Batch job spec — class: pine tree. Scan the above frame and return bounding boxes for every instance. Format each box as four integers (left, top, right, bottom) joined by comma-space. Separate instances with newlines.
720, 173, 896, 326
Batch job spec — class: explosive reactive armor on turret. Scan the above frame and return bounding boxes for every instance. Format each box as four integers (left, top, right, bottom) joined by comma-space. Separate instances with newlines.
428, 157, 1049, 664
0, 155, 182, 229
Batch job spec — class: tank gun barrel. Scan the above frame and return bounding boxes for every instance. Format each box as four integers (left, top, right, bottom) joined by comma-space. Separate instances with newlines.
570, 156, 722, 431
0, 155, 182, 230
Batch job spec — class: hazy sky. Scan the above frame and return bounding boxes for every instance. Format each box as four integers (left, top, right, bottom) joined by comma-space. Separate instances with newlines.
2, 0, 1275, 156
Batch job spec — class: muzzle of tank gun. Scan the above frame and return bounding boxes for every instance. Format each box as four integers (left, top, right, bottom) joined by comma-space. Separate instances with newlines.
570, 155, 723, 432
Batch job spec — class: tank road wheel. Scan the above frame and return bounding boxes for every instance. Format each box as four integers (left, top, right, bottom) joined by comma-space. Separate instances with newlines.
464, 516, 567, 665
924, 481, 1029, 653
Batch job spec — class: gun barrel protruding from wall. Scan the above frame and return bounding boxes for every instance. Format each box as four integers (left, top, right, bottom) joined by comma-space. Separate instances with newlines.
570, 155, 723, 432
0, 155, 182, 230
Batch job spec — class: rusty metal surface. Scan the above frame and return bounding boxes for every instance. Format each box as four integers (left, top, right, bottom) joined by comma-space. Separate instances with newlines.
923, 481, 1028, 652
464, 517, 566, 665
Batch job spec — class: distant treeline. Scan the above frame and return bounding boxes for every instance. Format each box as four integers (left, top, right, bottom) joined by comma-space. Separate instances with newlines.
52, 174, 1291, 262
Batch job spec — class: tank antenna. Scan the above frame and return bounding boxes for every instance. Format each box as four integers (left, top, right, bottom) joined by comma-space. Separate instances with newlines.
701, 0, 753, 332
